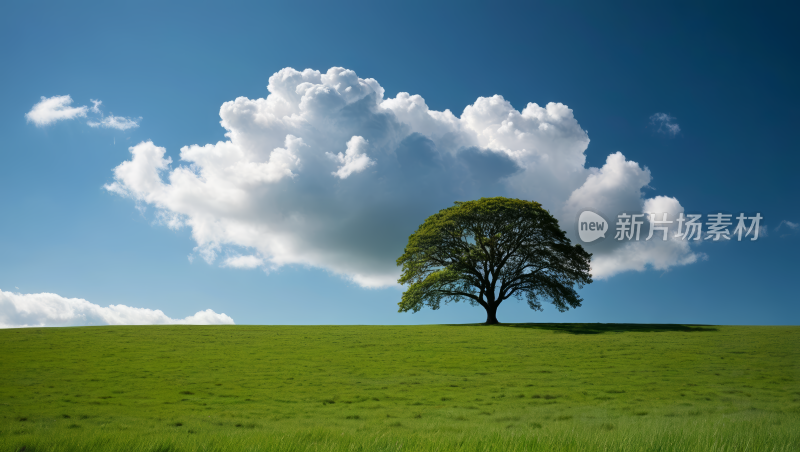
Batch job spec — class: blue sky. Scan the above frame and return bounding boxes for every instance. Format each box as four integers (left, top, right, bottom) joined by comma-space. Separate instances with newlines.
1, 1, 798, 327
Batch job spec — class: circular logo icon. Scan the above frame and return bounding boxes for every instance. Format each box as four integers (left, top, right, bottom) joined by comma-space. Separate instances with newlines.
578, 211, 608, 243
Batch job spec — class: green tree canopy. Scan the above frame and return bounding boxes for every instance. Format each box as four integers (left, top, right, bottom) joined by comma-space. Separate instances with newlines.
397, 197, 592, 324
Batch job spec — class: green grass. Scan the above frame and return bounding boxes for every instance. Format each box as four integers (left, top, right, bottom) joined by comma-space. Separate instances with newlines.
0, 323, 798, 451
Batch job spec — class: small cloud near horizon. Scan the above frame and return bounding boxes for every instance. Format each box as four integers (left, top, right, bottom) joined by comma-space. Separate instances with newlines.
0, 289, 234, 328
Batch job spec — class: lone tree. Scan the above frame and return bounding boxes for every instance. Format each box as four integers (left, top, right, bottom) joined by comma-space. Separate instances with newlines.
397, 197, 592, 324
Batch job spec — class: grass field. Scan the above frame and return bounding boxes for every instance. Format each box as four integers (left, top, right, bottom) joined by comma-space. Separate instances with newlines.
0, 323, 798, 451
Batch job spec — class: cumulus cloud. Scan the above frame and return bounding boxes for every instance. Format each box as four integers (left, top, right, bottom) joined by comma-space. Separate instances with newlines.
650, 112, 681, 136
25, 95, 88, 126
0, 289, 234, 328
562, 154, 703, 278
106, 66, 701, 286
328, 136, 375, 179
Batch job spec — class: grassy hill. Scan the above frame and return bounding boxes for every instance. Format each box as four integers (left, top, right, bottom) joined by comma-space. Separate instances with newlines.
0, 323, 797, 451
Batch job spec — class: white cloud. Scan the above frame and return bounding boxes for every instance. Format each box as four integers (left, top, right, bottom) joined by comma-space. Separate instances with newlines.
774, 220, 798, 237
88, 115, 140, 130
25, 95, 88, 126
0, 289, 234, 328
90, 99, 102, 114
591, 195, 703, 278
27, 95, 140, 130
650, 112, 681, 136
328, 136, 375, 179
222, 254, 264, 269
104, 140, 173, 200
106, 66, 701, 287
562, 154, 703, 278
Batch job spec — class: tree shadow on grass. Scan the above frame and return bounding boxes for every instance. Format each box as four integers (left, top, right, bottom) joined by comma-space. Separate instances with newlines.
445, 323, 718, 335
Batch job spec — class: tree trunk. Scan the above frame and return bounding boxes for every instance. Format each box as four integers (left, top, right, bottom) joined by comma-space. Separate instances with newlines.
484, 303, 499, 325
